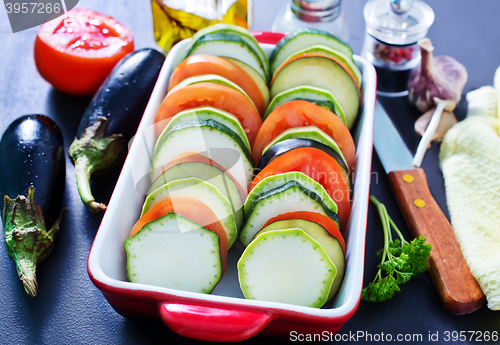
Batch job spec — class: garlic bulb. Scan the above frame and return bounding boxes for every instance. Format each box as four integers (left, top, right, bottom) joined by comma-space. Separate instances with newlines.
408, 38, 468, 113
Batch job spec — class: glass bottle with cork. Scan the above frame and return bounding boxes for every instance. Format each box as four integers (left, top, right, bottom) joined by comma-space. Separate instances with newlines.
152, 0, 252, 53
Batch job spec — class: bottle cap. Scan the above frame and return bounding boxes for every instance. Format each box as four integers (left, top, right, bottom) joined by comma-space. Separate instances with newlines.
291, 0, 341, 22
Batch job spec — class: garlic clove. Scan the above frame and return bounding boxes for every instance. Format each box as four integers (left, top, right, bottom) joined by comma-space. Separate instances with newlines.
413, 98, 457, 167
415, 106, 458, 146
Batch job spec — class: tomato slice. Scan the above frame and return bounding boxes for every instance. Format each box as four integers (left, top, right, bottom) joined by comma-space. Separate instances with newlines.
250, 147, 351, 230
129, 197, 228, 274
155, 82, 262, 145
34, 8, 134, 95
168, 55, 267, 116
263, 211, 345, 249
252, 100, 355, 172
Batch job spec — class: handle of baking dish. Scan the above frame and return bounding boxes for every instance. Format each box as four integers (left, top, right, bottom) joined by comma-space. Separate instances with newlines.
158, 302, 274, 342
252, 31, 285, 44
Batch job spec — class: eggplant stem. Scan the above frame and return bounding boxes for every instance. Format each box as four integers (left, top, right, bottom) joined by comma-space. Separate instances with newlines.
15, 256, 38, 298
2, 187, 65, 298
68, 117, 125, 213
74, 156, 107, 213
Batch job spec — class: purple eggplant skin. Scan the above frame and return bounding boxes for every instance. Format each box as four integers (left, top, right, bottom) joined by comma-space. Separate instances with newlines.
76, 48, 165, 140
0, 114, 65, 227
257, 138, 350, 175
69, 48, 165, 213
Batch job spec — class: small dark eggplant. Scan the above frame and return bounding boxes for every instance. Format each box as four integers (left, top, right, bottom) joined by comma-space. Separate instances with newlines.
69, 48, 165, 213
0, 114, 66, 298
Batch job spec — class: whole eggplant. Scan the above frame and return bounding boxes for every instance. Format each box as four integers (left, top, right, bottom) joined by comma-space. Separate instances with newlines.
0, 114, 66, 298
69, 48, 165, 212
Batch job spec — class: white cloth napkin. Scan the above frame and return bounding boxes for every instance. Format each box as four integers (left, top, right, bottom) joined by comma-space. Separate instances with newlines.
439, 76, 500, 311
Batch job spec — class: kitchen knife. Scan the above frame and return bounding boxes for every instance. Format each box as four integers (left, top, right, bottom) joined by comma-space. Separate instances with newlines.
373, 100, 485, 315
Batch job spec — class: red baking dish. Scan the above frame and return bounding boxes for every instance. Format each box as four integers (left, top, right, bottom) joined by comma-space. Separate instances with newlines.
87, 32, 377, 342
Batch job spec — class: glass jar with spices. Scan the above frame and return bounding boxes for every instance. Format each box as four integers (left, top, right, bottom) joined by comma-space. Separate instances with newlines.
361, 0, 434, 96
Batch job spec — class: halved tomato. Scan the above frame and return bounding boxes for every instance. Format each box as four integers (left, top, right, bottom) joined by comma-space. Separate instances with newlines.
252, 100, 355, 172
250, 147, 351, 230
129, 197, 228, 274
34, 8, 134, 95
155, 82, 262, 145
168, 55, 268, 116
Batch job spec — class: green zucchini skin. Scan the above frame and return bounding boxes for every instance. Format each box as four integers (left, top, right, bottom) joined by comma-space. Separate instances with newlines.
269, 27, 353, 68
0, 114, 65, 227
77, 48, 165, 140
166, 119, 254, 165
250, 180, 341, 227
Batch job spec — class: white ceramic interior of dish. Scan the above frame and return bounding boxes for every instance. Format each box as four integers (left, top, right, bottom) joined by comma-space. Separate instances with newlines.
88, 39, 376, 317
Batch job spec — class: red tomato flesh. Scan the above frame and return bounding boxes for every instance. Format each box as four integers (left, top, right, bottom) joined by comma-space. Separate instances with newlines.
155, 82, 262, 145
168, 55, 267, 116
35, 8, 134, 95
252, 100, 355, 172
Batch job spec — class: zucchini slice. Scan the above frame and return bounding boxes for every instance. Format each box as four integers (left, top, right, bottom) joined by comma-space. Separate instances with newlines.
154, 107, 251, 154
270, 56, 360, 130
240, 183, 340, 247
274, 45, 361, 86
167, 75, 258, 115
238, 228, 336, 308
162, 119, 252, 163
125, 213, 222, 294
152, 122, 254, 189
184, 33, 269, 82
270, 28, 353, 73
143, 177, 238, 248
190, 24, 270, 79
244, 171, 338, 218
149, 155, 245, 230
259, 218, 345, 301
222, 57, 270, 109
264, 85, 347, 125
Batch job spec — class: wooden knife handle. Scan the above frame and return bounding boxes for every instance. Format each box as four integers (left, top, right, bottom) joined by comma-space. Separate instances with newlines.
388, 168, 484, 315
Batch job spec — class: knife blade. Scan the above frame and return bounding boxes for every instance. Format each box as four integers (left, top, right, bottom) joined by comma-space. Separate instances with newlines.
373, 100, 484, 315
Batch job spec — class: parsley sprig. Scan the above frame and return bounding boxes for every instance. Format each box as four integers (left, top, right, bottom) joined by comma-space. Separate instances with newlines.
362, 196, 432, 302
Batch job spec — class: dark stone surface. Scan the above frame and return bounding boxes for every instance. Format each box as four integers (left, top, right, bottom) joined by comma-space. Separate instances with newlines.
0, 0, 498, 344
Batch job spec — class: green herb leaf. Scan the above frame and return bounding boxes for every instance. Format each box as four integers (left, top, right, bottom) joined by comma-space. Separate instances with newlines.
401, 236, 432, 275
362, 196, 432, 302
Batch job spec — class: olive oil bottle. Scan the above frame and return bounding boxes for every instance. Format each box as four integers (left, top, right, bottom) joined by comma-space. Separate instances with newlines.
152, 0, 252, 53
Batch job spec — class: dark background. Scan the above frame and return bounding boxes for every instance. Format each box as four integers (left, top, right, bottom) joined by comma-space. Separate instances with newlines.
0, 0, 499, 344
